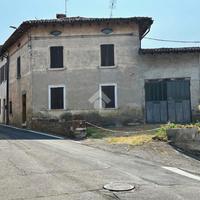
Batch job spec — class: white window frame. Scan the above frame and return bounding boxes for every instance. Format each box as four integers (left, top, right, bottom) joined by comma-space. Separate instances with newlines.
48, 85, 66, 110
99, 83, 118, 109
99, 44, 117, 69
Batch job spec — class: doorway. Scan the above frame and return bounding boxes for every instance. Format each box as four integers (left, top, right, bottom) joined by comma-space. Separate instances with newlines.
145, 78, 191, 123
22, 94, 26, 124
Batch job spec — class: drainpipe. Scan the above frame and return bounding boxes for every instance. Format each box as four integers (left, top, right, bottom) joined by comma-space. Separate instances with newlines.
6, 54, 9, 125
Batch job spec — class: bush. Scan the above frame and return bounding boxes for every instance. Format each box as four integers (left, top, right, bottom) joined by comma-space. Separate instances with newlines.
60, 112, 73, 121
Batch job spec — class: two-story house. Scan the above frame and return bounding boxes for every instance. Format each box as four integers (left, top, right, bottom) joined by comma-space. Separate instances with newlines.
0, 15, 200, 130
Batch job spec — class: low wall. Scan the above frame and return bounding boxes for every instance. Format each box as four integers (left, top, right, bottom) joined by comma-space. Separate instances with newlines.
167, 128, 200, 154
31, 118, 86, 139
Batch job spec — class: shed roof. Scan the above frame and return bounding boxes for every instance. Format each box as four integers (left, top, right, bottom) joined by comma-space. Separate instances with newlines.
140, 47, 200, 54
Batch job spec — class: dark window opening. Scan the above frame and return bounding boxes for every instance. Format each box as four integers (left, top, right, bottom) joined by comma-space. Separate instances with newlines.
50, 46, 64, 68
17, 57, 21, 79
0, 65, 7, 84
101, 44, 114, 67
9, 101, 12, 114
50, 87, 64, 109
101, 85, 116, 108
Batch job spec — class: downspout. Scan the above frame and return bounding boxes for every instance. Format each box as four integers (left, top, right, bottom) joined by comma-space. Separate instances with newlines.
6, 54, 9, 125
139, 27, 151, 50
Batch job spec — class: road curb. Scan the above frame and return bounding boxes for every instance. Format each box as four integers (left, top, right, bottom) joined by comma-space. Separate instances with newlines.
0, 124, 64, 140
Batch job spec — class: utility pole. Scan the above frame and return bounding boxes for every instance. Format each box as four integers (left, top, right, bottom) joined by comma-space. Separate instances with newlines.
110, 0, 117, 18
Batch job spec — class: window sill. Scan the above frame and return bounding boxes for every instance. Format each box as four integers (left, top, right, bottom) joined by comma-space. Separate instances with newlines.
100, 107, 118, 110
48, 67, 66, 71
49, 109, 66, 111
98, 65, 117, 69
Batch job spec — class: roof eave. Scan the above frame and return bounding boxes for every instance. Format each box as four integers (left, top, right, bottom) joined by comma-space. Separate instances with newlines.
0, 17, 153, 56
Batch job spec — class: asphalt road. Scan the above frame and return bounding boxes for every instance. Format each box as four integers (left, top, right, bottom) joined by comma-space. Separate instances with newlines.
0, 125, 199, 200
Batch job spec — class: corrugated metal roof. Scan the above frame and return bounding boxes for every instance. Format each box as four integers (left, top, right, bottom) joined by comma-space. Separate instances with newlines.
0, 16, 153, 56
140, 47, 200, 54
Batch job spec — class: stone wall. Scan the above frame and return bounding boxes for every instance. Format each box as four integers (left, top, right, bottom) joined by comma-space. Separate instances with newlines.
31, 118, 86, 138
167, 128, 200, 155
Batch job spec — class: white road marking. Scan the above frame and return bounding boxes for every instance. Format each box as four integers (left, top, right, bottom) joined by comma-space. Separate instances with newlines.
163, 166, 200, 181
0, 124, 64, 139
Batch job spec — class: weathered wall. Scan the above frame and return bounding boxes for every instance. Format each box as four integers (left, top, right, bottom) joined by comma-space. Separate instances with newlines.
30, 22, 200, 124
6, 21, 200, 128
138, 53, 200, 119
0, 58, 7, 123
167, 128, 200, 155
8, 33, 33, 127
30, 22, 142, 122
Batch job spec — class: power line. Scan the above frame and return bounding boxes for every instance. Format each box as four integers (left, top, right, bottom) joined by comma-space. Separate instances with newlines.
144, 36, 200, 44
132, 33, 200, 44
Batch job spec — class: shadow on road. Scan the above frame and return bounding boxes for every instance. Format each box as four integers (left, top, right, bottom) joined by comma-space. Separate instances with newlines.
0, 125, 62, 140
170, 143, 200, 161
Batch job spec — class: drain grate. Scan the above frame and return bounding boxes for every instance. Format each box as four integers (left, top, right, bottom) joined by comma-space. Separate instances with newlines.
103, 182, 135, 192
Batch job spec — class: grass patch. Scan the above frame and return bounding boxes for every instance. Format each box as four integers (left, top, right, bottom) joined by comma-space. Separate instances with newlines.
86, 127, 111, 139
87, 122, 200, 144
107, 134, 154, 146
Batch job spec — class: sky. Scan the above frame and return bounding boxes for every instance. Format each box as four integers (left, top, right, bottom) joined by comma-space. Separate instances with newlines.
1, 0, 200, 48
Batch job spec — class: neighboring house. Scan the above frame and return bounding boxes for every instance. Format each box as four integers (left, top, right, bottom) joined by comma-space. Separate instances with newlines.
0, 15, 200, 129
0, 47, 8, 124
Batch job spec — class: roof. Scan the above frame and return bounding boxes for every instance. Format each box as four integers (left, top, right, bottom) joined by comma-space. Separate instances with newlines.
0, 16, 153, 56
139, 47, 200, 54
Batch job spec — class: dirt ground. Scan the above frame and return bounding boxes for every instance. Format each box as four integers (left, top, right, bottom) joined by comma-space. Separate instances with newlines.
81, 138, 200, 175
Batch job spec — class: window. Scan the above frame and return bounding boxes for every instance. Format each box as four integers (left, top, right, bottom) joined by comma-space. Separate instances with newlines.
49, 86, 65, 110
100, 44, 115, 67
0, 65, 7, 84
9, 101, 12, 114
50, 46, 64, 68
100, 84, 117, 109
0, 67, 3, 84
17, 56, 21, 79
0, 99, 1, 115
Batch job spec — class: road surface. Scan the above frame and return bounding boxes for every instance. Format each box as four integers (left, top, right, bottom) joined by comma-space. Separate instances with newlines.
0, 125, 199, 200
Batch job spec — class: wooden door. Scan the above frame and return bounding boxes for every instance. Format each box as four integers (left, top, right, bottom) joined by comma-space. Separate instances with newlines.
22, 94, 26, 124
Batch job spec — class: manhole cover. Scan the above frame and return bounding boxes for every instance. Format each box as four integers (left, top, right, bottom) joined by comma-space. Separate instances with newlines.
103, 182, 135, 192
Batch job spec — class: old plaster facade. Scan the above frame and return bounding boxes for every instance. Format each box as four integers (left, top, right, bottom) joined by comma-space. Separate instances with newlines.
0, 16, 200, 128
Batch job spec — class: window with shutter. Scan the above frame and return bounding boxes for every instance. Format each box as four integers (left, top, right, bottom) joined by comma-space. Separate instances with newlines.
49, 86, 65, 109
9, 101, 12, 114
101, 44, 115, 67
50, 46, 64, 68
17, 57, 21, 79
0, 67, 2, 84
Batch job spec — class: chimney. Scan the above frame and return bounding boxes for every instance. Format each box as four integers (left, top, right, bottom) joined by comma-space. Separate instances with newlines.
56, 14, 66, 19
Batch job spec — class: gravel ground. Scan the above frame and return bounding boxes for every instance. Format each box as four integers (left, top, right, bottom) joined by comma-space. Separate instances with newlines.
81, 139, 200, 175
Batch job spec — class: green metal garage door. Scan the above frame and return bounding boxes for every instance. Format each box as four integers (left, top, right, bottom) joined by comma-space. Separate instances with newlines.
145, 78, 191, 123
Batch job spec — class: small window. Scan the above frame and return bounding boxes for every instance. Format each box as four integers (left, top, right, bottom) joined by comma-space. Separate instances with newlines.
0, 67, 3, 84
100, 85, 117, 109
0, 99, 1, 115
17, 57, 21, 79
49, 86, 65, 109
50, 46, 64, 68
9, 101, 12, 114
100, 44, 115, 67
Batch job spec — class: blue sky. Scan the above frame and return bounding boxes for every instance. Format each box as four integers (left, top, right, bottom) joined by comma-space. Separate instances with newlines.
1, 0, 200, 48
